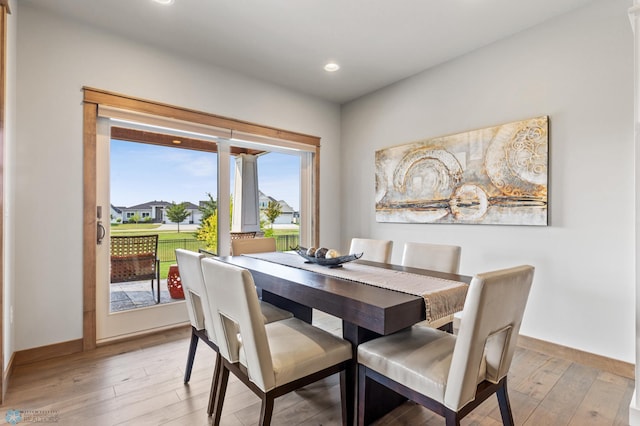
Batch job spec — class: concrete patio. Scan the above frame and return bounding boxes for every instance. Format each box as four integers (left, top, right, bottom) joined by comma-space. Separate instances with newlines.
110, 280, 184, 312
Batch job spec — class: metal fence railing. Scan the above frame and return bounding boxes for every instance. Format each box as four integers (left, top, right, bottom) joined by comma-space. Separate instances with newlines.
158, 239, 208, 263
274, 234, 300, 251
158, 234, 300, 263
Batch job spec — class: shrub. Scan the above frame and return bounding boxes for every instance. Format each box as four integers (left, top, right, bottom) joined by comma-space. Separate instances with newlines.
196, 213, 218, 251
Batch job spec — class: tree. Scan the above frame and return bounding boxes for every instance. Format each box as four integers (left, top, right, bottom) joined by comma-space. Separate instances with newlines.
166, 202, 190, 233
198, 192, 217, 222
129, 213, 141, 224
263, 200, 282, 230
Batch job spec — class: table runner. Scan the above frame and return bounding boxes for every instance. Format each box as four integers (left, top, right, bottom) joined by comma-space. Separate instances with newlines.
243, 251, 468, 323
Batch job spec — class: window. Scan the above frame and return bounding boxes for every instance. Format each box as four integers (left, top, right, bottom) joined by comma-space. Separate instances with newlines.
84, 87, 321, 346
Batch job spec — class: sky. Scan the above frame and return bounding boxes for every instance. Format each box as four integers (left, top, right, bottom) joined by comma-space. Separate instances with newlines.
110, 140, 301, 210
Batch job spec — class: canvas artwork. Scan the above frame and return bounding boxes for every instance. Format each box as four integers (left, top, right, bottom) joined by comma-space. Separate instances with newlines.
375, 116, 548, 225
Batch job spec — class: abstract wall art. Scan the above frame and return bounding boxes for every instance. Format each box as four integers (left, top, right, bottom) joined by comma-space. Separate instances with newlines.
375, 116, 548, 225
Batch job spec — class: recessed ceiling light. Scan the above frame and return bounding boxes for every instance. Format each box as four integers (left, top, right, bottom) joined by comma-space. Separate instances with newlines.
152, 0, 174, 5
324, 62, 340, 72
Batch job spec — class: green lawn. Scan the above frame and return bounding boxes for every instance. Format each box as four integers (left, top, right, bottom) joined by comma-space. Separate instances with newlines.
109, 224, 299, 278
110, 224, 299, 239
159, 261, 175, 279
270, 227, 299, 236
111, 229, 198, 240
110, 223, 161, 230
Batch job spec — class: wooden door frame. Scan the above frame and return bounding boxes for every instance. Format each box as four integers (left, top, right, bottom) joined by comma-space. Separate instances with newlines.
82, 87, 320, 349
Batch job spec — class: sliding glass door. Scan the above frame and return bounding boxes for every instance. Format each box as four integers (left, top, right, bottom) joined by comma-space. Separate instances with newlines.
96, 118, 195, 342
94, 116, 314, 342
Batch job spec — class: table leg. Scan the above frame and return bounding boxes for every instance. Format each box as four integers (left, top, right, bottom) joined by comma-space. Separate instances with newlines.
261, 290, 312, 323
342, 321, 406, 425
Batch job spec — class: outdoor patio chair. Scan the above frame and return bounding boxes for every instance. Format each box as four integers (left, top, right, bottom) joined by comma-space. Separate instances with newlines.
230, 231, 256, 240
110, 235, 161, 303
231, 237, 276, 255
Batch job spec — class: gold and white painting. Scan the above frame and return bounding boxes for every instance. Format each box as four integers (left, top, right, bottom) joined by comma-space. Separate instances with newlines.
375, 116, 548, 225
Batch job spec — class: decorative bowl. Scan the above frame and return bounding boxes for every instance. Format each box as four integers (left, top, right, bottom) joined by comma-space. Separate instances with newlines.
293, 246, 363, 268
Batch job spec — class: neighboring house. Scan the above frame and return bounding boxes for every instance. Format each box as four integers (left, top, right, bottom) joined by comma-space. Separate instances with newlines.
120, 200, 203, 224
274, 199, 296, 225
258, 190, 297, 224
110, 205, 123, 224
171, 202, 202, 225
120, 200, 169, 223
258, 190, 273, 210
119, 194, 297, 226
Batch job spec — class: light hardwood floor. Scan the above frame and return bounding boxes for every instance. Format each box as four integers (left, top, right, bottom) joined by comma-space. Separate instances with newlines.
0, 314, 634, 425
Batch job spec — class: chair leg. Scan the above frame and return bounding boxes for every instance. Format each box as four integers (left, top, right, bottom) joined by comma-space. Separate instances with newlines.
444, 409, 461, 426
356, 365, 408, 425
210, 363, 229, 424
259, 395, 275, 426
156, 260, 160, 303
339, 367, 352, 426
496, 378, 515, 426
155, 260, 160, 303
207, 353, 222, 418
183, 330, 200, 383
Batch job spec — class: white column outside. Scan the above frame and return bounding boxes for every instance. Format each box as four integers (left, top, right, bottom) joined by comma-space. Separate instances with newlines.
231, 154, 260, 233
217, 143, 232, 256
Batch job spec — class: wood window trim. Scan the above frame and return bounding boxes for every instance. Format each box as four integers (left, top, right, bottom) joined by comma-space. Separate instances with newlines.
84, 87, 320, 147
83, 88, 320, 350
82, 103, 97, 351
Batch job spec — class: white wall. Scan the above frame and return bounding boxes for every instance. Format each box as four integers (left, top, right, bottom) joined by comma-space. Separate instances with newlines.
13, 0, 635, 364
341, 0, 635, 362
4, 1, 18, 368
14, 4, 342, 351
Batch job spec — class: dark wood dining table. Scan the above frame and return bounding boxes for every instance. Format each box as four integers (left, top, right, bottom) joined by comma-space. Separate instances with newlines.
217, 254, 472, 425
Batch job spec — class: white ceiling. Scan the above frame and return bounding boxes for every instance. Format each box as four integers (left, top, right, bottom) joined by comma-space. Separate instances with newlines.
23, 0, 597, 104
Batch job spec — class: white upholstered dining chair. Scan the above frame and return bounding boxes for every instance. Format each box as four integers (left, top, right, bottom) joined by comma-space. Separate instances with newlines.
357, 265, 534, 426
200, 257, 353, 425
231, 237, 277, 255
174, 249, 292, 415
350, 238, 393, 263
401, 242, 462, 331
401, 242, 461, 274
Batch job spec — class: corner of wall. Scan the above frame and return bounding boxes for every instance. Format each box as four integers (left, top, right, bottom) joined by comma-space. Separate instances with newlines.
4, 0, 18, 373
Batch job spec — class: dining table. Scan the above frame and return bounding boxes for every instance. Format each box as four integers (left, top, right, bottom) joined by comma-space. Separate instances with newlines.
217, 252, 472, 425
